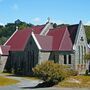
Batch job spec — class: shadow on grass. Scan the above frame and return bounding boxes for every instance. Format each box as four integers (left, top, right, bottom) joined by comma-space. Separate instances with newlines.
21, 81, 55, 89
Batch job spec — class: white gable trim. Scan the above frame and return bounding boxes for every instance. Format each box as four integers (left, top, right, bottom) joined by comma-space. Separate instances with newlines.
73, 44, 76, 50
4, 29, 18, 46
0, 47, 2, 55
40, 22, 53, 35
31, 32, 42, 50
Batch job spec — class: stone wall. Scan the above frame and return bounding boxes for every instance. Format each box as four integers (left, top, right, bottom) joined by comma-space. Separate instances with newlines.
74, 22, 88, 74
0, 56, 8, 72
38, 51, 50, 64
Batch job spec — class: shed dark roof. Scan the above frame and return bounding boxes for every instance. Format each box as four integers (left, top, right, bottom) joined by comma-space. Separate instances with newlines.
68, 24, 79, 44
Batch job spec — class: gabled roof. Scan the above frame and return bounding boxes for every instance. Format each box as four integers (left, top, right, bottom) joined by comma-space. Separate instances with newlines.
34, 34, 53, 51
4, 23, 73, 52
47, 26, 73, 51
68, 24, 79, 44
5, 25, 45, 51
0, 45, 10, 55
47, 27, 66, 51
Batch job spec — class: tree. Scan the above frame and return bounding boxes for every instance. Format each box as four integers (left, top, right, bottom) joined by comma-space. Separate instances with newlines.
84, 25, 90, 43
84, 53, 90, 61
84, 53, 90, 75
15, 19, 34, 30
0, 36, 7, 44
0, 19, 34, 44
53, 23, 57, 28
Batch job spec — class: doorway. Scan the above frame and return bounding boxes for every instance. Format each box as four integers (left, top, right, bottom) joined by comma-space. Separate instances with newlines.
89, 61, 90, 72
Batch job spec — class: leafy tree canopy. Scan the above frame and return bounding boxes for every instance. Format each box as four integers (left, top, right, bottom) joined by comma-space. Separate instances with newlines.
0, 19, 34, 44
84, 53, 90, 60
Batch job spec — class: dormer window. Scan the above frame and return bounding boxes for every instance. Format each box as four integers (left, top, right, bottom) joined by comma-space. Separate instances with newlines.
80, 37, 84, 41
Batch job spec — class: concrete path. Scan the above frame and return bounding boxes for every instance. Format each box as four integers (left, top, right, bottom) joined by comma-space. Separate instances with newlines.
0, 74, 90, 90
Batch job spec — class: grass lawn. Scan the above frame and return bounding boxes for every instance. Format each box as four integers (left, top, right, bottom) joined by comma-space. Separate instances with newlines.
58, 76, 90, 88
0, 76, 19, 86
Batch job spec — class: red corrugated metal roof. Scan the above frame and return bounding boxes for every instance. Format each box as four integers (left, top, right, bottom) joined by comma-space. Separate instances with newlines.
35, 34, 53, 51
0, 45, 10, 55
6, 30, 32, 51
47, 27, 66, 50
59, 28, 73, 51
5, 24, 73, 52
47, 26, 72, 51
5, 25, 45, 51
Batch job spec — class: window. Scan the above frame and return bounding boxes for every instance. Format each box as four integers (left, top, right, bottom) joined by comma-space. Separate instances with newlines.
64, 55, 67, 64
84, 46, 86, 63
68, 55, 71, 64
81, 46, 83, 64
78, 46, 80, 64
84, 46, 86, 54
80, 37, 84, 41
53, 54, 56, 63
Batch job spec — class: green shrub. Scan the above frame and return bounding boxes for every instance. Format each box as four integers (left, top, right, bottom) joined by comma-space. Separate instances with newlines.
33, 61, 74, 84
67, 69, 78, 76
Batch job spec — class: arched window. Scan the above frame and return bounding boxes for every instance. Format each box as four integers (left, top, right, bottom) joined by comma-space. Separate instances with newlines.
81, 46, 84, 64
84, 46, 86, 54
64, 55, 67, 64
78, 46, 80, 64
68, 55, 71, 64
80, 37, 84, 41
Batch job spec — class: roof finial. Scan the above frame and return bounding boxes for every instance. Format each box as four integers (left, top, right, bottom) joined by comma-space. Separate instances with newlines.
32, 28, 34, 32
47, 17, 50, 22
16, 26, 18, 31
